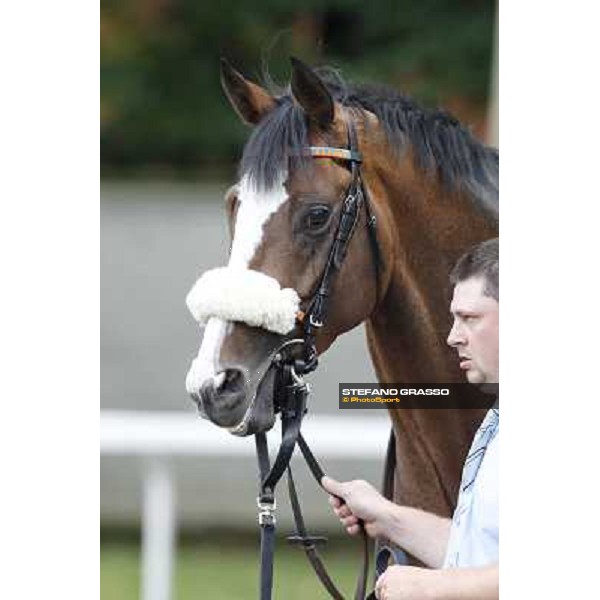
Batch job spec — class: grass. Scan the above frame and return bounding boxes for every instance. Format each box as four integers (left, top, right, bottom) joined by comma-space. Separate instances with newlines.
101, 530, 368, 599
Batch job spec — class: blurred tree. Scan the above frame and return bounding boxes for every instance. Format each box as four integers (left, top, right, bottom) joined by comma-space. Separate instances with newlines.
101, 0, 495, 176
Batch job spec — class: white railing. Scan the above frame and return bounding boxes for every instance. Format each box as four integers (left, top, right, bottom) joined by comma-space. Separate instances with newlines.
100, 410, 390, 600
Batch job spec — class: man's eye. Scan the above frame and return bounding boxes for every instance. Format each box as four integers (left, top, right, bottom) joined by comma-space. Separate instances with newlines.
301, 206, 331, 232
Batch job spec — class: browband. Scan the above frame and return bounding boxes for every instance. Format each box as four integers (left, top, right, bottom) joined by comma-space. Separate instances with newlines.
308, 146, 362, 163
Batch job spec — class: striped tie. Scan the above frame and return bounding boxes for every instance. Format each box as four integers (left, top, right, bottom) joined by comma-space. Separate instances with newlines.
444, 407, 499, 568
461, 408, 499, 492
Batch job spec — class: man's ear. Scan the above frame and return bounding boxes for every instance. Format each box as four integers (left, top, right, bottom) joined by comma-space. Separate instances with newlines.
289, 57, 334, 129
220, 58, 277, 126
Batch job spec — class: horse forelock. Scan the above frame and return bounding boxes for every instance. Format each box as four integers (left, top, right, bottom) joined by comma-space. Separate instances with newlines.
239, 99, 313, 193
238, 69, 498, 214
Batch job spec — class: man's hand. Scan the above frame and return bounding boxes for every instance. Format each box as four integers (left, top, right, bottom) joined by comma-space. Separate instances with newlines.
375, 564, 499, 600
321, 476, 395, 539
323, 476, 453, 568
375, 565, 437, 600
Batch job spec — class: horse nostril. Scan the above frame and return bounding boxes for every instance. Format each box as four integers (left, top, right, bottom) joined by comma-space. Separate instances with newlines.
189, 389, 208, 417
216, 368, 245, 393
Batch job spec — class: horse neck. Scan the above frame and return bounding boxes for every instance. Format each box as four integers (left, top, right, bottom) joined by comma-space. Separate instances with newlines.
364, 148, 498, 384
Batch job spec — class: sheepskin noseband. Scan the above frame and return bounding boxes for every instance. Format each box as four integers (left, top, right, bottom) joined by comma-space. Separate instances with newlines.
186, 267, 301, 335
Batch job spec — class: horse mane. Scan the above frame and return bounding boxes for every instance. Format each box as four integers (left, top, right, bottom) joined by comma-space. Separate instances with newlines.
240, 68, 498, 216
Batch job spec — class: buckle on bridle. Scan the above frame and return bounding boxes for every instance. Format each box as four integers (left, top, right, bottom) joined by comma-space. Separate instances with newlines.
289, 363, 306, 386
309, 314, 323, 328
287, 534, 329, 548
272, 338, 306, 367
257, 496, 277, 526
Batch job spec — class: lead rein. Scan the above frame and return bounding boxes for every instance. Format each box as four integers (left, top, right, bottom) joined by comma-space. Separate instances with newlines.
254, 362, 372, 600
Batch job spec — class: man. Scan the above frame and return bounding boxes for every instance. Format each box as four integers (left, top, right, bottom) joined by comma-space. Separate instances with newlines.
323, 238, 499, 600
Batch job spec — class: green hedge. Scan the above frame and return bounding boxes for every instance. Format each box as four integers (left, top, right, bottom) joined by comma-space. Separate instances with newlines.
101, 0, 495, 174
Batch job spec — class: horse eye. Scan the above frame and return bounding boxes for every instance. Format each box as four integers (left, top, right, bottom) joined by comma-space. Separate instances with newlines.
302, 205, 331, 233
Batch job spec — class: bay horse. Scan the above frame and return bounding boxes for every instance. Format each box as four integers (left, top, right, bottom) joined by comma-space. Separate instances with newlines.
185, 58, 498, 520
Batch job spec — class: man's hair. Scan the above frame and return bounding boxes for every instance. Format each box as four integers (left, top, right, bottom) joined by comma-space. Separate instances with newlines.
450, 238, 499, 301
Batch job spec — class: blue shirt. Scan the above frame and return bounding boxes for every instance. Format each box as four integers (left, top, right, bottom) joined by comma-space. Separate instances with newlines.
443, 408, 499, 568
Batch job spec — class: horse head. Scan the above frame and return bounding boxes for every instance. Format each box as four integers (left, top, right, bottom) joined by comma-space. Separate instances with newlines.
185, 58, 395, 435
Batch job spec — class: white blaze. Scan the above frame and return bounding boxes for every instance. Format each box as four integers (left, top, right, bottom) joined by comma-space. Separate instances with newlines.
185, 317, 228, 395
185, 174, 289, 394
228, 175, 288, 267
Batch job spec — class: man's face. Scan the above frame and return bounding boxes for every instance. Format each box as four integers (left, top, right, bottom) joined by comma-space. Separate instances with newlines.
447, 276, 499, 385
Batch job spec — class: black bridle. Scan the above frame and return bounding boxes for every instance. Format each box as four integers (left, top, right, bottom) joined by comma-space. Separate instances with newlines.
297, 122, 381, 376
254, 120, 388, 600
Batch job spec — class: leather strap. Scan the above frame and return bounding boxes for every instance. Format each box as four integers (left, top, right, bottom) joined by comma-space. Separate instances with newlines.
382, 430, 396, 501
255, 370, 374, 600
257, 366, 308, 498
301, 119, 381, 372
287, 466, 345, 600
256, 366, 309, 600
368, 430, 408, 598
295, 433, 372, 599
259, 519, 276, 600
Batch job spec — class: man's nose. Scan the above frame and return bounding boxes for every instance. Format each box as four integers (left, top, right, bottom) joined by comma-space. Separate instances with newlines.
447, 321, 464, 347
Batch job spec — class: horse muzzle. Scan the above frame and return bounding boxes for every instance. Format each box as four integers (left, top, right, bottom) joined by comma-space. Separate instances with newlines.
189, 364, 278, 436
190, 368, 248, 428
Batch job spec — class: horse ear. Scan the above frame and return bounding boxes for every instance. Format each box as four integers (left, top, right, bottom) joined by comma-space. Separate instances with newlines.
220, 58, 276, 126
290, 57, 334, 129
